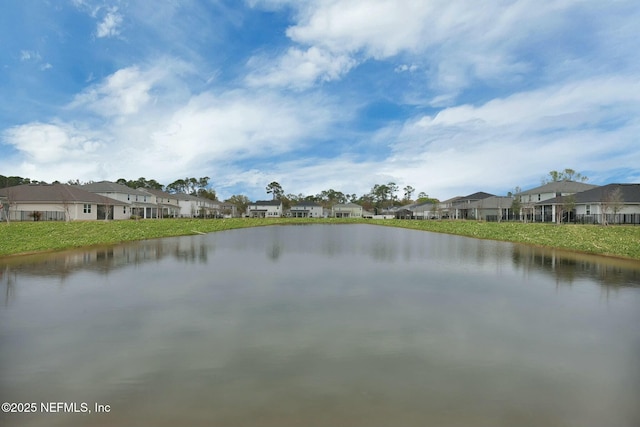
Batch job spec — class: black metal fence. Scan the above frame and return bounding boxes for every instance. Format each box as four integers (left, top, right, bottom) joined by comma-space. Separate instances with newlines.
575, 214, 640, 225
9, 211, 66, 221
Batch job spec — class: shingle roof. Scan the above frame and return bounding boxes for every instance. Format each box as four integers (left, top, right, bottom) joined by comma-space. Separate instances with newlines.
460, 191, 495, 201
539, 183, 640, 204
467, 196, 513, 209
519, 180, 597, 195
332, 202, 362, 208
292, 201, 321, 207
0, 183, 123, 204
81, 181, 149, 196
251, 200, 282, 206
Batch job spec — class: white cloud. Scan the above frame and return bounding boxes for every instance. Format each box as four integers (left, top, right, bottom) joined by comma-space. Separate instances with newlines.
228, 74, 640, 200
20, 50, 41, 61
96, 7, 123, 38
69, 60, 192, 117
246, 46, 357, 89
3, 122, 103, 164
1, 60, 344, 187
248, 0, 626, 97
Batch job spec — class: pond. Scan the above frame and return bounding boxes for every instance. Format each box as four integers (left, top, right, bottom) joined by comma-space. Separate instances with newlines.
1, 224, 639, 427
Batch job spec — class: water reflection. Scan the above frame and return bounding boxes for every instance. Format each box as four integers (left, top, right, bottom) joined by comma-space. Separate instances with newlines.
1, 224, 639, 427
512, 244, 640, 289
2, 225, 638, 295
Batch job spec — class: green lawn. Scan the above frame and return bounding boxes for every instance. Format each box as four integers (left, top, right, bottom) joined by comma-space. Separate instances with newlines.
1, 218, 639, 260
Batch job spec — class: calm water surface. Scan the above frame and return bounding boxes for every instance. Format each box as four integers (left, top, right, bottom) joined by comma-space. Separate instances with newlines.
1, 224, 639, 427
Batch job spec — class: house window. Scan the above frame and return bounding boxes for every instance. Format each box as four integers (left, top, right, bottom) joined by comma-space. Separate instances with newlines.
83, 204, 92, 213
127, 194, 130, 200
538, 194, 541, 201
586, 205, 591, 215
123, 206, 126, 214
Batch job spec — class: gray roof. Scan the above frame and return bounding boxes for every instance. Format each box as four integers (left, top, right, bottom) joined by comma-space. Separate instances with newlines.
251, 200, 282, 206
539, 183, 640, 205
292, 201, 321, 208
467, 196, 513, 209
460, 191, 495, 201
140, 188, 178, 198
81, 181, 149, 196
332, 202, 362, 209
519, 180, 597, 195
0, 183, 123, 205
172, 192, 211, 202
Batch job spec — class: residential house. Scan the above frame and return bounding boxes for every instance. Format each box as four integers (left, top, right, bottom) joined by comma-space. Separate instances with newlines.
0, 183, 126, 221
174, 193, 222, 218
290, 201, 323, 218
449, 192, 495, 219
540, 183, 640, 224
81, 181, 158, 219
517, 181, 597, 222
139, 188, 181, 218
218, 201, 237, 218
332, 202, 363, 218
466, 196, 514, 221
413, 202, 438, 219
247, 200, 283, 218
394, 208, 414, 219
438, 197, 461, 219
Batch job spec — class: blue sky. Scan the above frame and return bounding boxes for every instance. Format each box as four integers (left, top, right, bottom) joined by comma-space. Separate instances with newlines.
1, 0, 639, 201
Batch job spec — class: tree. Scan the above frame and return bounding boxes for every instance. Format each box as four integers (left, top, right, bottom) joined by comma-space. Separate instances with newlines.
0, 175, 30, 188
118, 177, 165, 191
560, 194, 576, 224
543, 168, 589, 184
316, 189, 348, 208
225, 195, 250, 216
266, 181, 283, 200
197, 188, 217, 200
601, 187, 624, 226
508, 186, 522, 221
415, 193, 440, 205
166, 177, 211, 195
403, 185, 415, 203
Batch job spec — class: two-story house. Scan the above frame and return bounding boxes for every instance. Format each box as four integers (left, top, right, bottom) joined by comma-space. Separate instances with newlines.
331, 202, 363, 218
517, 181, 597, 222
247, 200, 283, 218
290, 201, 323, 218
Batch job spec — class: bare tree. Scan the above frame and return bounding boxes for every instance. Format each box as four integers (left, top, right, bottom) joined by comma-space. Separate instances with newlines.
601, 187, 624, 225
561, 194, 576, 224
2, 188, 16, 223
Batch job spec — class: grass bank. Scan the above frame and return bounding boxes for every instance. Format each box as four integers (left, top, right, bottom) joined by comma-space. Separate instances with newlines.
1, 218, 639, 260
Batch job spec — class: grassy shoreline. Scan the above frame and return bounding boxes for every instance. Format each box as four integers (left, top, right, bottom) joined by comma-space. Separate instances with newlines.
1, 218, 640, 260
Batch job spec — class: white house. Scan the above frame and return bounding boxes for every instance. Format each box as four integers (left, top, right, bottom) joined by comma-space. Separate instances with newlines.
290, 201, 323, 218
139, 188, 181, 218
81, 181, 158, 219
517, 181, 598, 222
331, 202, 363, 218
541, 183, 640, 224
174, 193, 222, 218
247, 200, 283, 218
